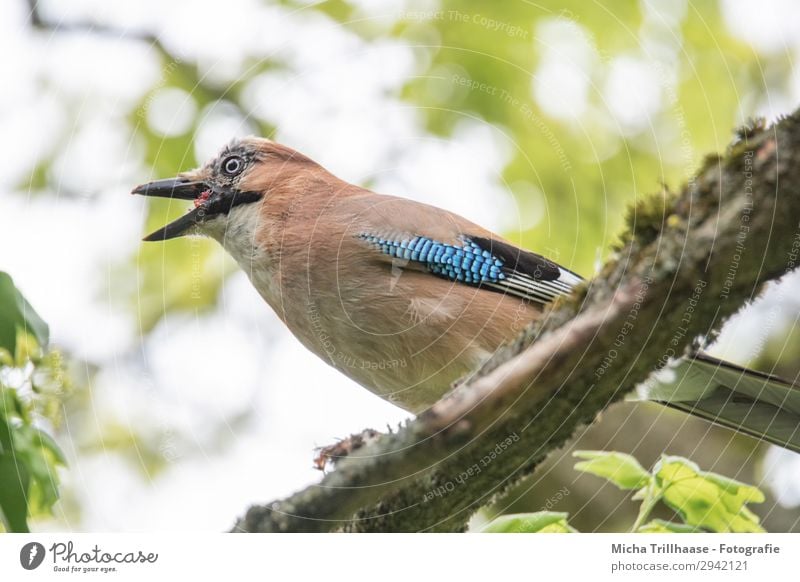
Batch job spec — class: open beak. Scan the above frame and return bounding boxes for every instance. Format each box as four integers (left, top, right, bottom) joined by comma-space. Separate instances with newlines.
131, 178, 209, 241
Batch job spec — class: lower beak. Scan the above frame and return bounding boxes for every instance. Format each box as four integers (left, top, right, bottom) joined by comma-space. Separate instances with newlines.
141, 207, 204, 242
132, 178, 207, 241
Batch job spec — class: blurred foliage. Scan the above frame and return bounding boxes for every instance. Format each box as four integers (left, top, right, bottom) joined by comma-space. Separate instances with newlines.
483, 451, 766, 533
0, 273, 48, 354
390, 0, 790, 274
0, 272, 68, 532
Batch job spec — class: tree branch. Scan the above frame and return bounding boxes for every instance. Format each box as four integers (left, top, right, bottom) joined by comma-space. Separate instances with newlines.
233, 112, 800, 532
24, 0, 270, 135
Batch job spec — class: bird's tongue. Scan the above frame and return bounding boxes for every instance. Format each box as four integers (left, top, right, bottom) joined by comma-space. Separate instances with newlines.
193, 189, 212, 208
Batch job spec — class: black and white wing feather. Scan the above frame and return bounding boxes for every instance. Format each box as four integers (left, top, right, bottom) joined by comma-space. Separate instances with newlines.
469, 235, 583, 304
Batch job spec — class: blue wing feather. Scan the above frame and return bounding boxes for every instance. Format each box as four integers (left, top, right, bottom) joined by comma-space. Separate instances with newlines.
358, 233, 582, 304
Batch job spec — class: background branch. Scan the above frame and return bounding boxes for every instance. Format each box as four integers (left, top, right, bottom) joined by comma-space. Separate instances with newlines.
25, 0, 265, 134
234, 112, 800, 532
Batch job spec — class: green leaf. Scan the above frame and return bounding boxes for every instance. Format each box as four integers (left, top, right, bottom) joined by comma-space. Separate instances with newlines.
12, 424, 64, 515
654, 455, 765, 533
573, 450, 652, 490
482, 512, 576, 533
0, 385, 27, 423
31, 428, 67, 466
0, 418, 30, 532
638, 519, 701, 533
0, 272, 49, 355
0, 411, 65, 530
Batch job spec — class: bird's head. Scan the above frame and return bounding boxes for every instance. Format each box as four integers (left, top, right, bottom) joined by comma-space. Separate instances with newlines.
133, 137, 310, 242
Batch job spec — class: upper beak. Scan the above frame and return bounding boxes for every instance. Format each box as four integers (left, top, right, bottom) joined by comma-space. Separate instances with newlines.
131, 178, 206, 200
132, 178, 207, 241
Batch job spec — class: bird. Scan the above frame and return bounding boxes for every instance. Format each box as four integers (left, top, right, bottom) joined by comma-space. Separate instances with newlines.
132, 137, 800, 453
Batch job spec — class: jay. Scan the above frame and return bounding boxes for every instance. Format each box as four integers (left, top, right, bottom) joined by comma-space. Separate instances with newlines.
133, 137, 800, 452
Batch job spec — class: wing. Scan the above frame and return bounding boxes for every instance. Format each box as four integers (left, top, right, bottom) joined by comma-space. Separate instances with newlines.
358, 232, 583, 305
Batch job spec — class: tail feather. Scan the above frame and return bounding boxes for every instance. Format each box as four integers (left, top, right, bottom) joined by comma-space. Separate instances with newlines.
634, 353, 800, 453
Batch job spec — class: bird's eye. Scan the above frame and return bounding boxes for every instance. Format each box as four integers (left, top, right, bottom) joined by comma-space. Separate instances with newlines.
221, 156, 244, 177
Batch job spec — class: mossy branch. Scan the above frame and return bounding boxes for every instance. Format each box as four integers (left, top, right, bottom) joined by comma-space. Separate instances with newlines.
232, 113, 798, 532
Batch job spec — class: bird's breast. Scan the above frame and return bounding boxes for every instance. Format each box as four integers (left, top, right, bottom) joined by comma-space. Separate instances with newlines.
208, 193, 541, 413
274, 249, 540, 413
